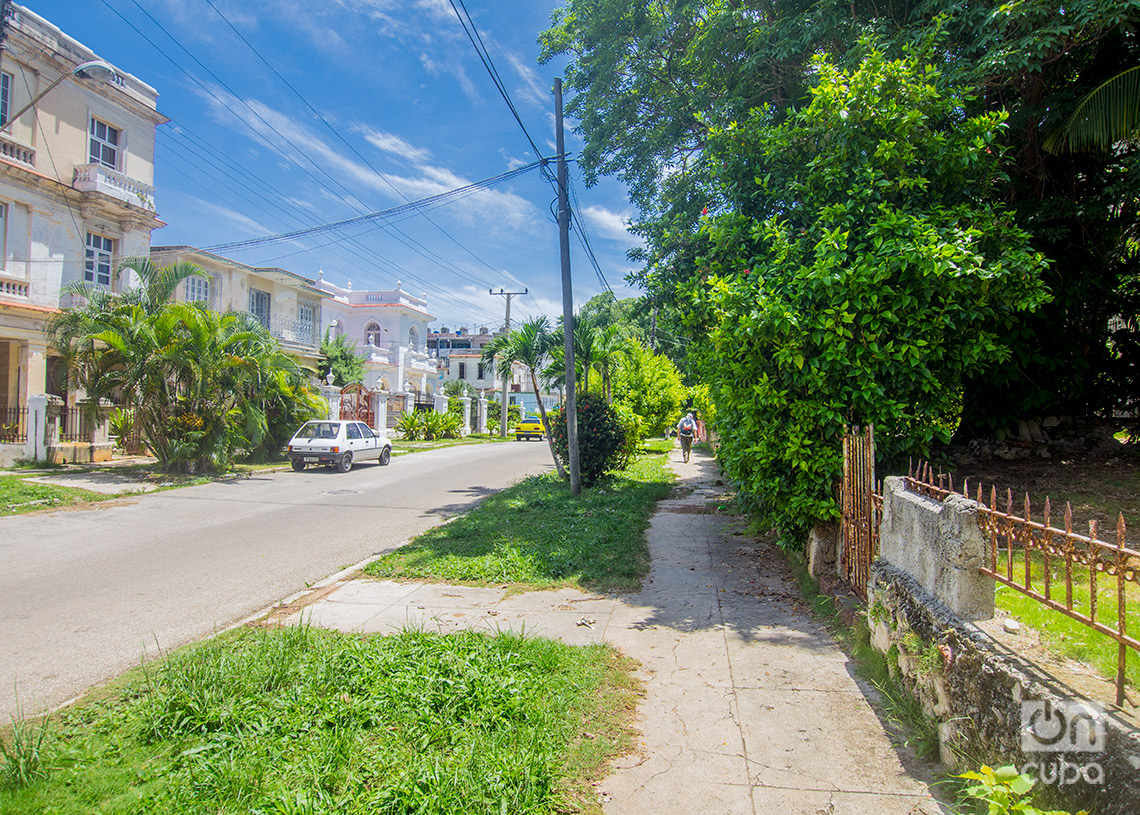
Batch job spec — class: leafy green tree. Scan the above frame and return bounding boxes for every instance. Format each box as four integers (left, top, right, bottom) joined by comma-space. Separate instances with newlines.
481, 317, 566, 477
611, 341, 684, 438
543, 0, 1140, 427
692, 52, 1047, 541
318, 331, 363, 386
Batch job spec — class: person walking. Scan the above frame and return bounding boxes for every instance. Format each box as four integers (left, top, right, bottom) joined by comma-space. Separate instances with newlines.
677, 412, 696, 463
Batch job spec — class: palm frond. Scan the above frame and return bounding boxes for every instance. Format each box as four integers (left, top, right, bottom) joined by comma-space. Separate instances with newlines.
1045, 66, 1140, 152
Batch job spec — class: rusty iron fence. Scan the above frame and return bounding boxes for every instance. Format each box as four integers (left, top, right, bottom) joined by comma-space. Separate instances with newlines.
1, 406, 27, 443
58, 407, 87, 442
906, 461, 1138, 706
840, 425, 882, 600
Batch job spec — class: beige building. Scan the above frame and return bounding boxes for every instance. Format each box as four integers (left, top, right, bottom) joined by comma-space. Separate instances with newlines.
151, 246, 330, 371
0, 4, 164, 413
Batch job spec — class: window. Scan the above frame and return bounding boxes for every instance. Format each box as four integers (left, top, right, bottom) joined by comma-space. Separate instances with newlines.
477, 362, 487, 380
0, 73, 10, 127
458, 362, 467, 380
298, 303, 314, 343
84, 233, 114, 287
185, 275, 210, 303
89, 118, 120, 169
346, 423, 362, 440
249, 288, 271, 327
365, 322, 382, 346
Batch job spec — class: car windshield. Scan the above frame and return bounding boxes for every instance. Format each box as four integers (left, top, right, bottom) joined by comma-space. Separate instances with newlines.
297, 422, 339, 439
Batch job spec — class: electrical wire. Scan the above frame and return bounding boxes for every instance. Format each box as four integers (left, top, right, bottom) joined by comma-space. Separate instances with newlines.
97, 0, 514, 318
447, 0, 546, 162
198, 0, 510, 289
204, 161, 544, 251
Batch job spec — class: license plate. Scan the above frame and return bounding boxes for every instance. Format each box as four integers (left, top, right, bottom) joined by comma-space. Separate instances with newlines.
303, 456, 319, 463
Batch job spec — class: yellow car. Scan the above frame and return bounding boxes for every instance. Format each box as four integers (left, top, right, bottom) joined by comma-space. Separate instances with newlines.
515, 415, 546, 441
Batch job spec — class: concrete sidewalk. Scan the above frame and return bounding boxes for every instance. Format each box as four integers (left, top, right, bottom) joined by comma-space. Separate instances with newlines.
282, 447, 949, 814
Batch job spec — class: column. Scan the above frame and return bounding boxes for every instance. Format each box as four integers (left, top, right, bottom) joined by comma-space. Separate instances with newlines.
476, 393, 488, 434
459, 395, 472, 435
433, 392, 449, 415
371, 391, 388, 434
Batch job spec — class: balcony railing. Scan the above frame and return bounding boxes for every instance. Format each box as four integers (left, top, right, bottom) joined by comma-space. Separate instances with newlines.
73, 163, 157, 212
271, 317, 318, 349
0, 275, 29, 299
0, 132, 34, 167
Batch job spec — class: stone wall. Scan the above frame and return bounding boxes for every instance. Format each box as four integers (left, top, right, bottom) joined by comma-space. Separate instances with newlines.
865, 477, 1140, 815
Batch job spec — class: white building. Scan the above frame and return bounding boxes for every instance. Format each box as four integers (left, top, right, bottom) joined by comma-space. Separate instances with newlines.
317, 274, 441, 396
428, 325, 559, 415
0, 3, 164, 413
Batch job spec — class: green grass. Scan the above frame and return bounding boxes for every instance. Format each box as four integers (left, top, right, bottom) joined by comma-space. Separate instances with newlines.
0, 476, 113, 517
364, 448, 674, 593
993, 549, 1140, 690
0, 625, 638, 814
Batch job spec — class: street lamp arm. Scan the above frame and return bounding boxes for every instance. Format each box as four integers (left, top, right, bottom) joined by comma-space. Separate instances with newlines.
0, 60, 118, 134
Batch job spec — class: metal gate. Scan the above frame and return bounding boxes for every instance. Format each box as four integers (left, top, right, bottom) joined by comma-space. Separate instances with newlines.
339, 383, 374, 426
840, 424, 879, 600
386, 394, 406, 429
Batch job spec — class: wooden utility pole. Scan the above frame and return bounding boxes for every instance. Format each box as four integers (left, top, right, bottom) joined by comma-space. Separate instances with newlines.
554, 78, 581, 494
490, 287, 526, 438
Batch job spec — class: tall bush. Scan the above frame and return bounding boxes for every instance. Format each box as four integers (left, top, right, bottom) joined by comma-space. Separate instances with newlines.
689, 52, 1048, 542
611, 341, 684, 438
549, 392, 632, 486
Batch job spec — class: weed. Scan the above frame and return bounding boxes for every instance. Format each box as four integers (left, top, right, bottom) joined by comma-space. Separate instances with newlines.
957, 765, 1087, 815
0, 707, 53, 790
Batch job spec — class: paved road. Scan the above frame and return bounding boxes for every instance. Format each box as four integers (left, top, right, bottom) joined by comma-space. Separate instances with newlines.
0, 442, 552, 721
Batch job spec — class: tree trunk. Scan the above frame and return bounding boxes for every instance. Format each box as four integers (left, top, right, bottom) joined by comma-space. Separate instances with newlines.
530, 368, 566, 479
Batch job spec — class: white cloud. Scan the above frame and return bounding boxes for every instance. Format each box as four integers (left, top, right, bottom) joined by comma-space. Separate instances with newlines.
191, 83, 538, 231
357, 126, 432, 163
506, 52, 547, 108
581, 205, 634, 242
171, 190, 276, 240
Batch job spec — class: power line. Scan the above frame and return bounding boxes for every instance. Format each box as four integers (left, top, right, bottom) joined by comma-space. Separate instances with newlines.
204, 161, 544, 251
198, 0, 510, 290
100, 0, 507, 310
447, 0, 546, 162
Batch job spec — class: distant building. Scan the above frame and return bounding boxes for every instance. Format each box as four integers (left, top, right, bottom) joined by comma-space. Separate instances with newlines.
317, 274, 440, 395
150, 246, 330, 371
0, 3, 164, 412
428, 324, 558, 415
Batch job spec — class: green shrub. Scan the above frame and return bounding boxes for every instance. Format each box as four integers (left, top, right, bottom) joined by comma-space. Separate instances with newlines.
549, 392, 632, 486
395, 411, 423, 440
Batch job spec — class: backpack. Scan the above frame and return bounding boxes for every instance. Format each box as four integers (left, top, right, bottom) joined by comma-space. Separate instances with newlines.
679, 417, 695, 437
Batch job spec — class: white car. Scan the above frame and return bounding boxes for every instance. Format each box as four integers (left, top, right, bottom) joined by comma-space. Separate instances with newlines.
286, 420, 392, 472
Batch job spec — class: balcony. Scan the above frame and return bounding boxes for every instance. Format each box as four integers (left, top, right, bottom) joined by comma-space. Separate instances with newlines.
0, 133, 34, 168
271, 316, 318, 350
0, 274, 29, 300
72, 163, 156, 212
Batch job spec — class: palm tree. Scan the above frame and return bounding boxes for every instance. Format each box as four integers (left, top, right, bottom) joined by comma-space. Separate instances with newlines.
593, 323, 630, 403
481, 316, 566, 478
1044, 66, 1140, 152
116, 256, 210, 314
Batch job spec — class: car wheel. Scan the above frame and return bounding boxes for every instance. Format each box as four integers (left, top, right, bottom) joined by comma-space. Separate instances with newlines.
337, 452, 353, 473
291, 460, 305, 472
379, 447, 391, 466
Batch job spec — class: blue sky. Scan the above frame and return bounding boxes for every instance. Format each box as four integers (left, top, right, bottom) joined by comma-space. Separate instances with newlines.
33, 0, 643, 329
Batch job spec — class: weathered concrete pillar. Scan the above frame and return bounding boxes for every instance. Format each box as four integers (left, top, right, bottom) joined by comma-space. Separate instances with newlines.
371, 391, 388, 434
459, 395, 472, 435
879, 476, 994, 620
433, 393, 448, 415
27, 393, 48, 462
319, 385, 340, 421
476, 395, 488, 434
806, 521, 838, 580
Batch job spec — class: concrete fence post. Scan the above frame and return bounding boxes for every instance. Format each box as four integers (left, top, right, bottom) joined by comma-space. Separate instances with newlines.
372, 392, 388, 434
433, 393, 448, 415
878, 476, 994, 620
27, 394, 48, 462
459, 395, 472, 435
476, 396, 488, 434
